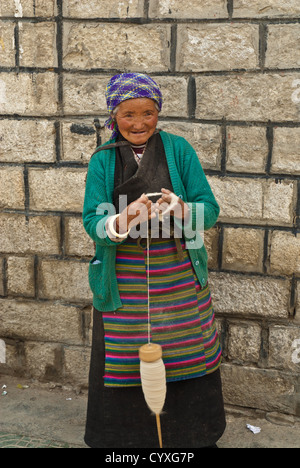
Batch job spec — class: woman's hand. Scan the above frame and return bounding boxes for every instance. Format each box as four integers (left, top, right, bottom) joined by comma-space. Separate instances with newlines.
116, 194, 156, 234
156, 188, 190, 220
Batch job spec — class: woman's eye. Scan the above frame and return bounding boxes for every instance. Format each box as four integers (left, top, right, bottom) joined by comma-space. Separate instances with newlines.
120, 113, 133, 118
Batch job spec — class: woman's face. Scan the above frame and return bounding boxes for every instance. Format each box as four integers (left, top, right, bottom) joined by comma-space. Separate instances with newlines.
114, 98, 159, 145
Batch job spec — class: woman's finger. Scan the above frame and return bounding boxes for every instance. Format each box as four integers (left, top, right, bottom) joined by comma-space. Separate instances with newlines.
159, 188, 174, 205
138, 193, 149, 204
161, 188, 171, 195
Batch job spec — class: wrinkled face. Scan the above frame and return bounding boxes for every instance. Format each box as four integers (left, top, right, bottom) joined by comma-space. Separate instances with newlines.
114, 98, 159, 145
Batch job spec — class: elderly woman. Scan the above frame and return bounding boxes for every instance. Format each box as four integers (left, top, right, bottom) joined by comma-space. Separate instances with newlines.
83, 73, 226, 448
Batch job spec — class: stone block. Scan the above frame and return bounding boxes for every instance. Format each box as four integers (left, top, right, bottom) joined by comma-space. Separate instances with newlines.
61, 121, 97, 162
195, 73, 300, 121
64, 346, 90, 386
159, 121, 222, 170
99, 124, 114, 144
269, 325, 300, 372
0, 298, 83, 344
177, 23, 259, 72
204, 227, 219, 270
269, 231, 300, 276
63, 0, 144, 18
0, 339, 25, 373
263, 180, 296, 226
0, 72, 58, 116
63, 23, 171, 72
39, 259, 91, 302
223, 227, 264, 273
226, 126, 268, 173
19, 21, 57, 68
221, 363, 299, 415
0, 0, 18, 16
0, 120, 56, 163
0, 213, 60, 254
0, 0, 56, 17
0, 262, 4, 299
0, 257, 4, 296
64, 216, 94, 257
0, 21, 16, 66
0, 0, 26, 16
153, 76, 188, 117
28, 167, 87, 212
63, 74, 107, 115
7, 256, 35, 297
25, 342, 64, 380
209, 272, 290, 318
209, 177, 296, 226
33, 0, 56, 17
208, 177, 263, 224
0, 167, 25, 210
266, 24, 300, 69
297, 283, 300, 321
272, 127, 300, 175
233, 0, 300, 18
149, 0, 228, 19
227, 322, 261, 363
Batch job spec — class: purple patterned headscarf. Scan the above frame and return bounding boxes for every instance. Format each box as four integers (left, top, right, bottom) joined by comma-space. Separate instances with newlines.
105, 73, 163, 139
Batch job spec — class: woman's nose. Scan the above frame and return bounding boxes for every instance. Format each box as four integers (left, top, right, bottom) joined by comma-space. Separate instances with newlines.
132, 118, 145, 129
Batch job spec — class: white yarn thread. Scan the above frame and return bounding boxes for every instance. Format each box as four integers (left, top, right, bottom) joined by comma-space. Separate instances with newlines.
139, 220, 167, 447
140, 359, 166, 415
147, 226, 151, 344
140, 220, 167, 415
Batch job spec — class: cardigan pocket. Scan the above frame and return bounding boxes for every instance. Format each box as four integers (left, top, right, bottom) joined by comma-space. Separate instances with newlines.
88, 256, 104, 300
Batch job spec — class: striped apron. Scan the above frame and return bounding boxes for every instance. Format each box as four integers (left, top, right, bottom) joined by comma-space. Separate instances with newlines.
102, 237, 222, 387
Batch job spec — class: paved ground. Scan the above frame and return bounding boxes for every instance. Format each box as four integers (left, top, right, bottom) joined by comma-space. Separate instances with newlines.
0, 375, 87, 448
0, 433, 72, 448
1, 375, 299, 449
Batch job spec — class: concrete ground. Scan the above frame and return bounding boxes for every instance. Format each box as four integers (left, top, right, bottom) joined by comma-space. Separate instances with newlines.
0, 375, 299, 449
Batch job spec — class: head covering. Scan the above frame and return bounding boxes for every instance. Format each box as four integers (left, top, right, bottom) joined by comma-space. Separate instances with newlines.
105, 73, 163, 139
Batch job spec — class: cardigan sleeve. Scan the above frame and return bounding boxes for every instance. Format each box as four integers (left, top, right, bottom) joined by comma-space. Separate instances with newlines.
82, 154, 125, 247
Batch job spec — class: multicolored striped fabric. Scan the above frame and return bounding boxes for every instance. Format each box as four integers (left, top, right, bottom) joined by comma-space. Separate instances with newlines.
102, 238, 222, 387
105, 73, 163, 138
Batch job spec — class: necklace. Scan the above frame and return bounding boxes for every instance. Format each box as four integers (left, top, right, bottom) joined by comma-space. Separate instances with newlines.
131, 142, 148, 164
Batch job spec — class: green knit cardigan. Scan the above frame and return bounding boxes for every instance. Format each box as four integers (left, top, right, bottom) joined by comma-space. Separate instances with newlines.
82, 130, 220, 312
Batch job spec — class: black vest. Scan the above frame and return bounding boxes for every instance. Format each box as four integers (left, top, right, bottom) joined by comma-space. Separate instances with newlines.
113, 131, 173, 212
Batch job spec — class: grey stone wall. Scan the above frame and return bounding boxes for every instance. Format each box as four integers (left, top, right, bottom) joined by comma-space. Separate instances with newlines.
0, 0, 300, 418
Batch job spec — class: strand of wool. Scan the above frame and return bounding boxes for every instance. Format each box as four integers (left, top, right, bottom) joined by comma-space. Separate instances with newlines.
140, 358, 167, 415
